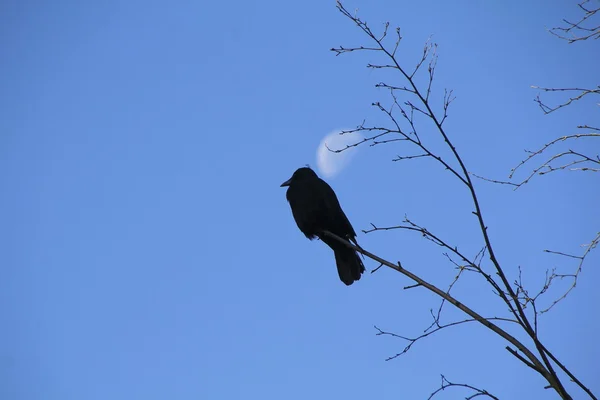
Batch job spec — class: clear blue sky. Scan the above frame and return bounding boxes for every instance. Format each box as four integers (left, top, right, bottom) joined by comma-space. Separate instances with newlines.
2, 1, 598, 399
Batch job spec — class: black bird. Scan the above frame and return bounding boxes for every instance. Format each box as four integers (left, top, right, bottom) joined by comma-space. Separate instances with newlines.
281, 167, 365, 285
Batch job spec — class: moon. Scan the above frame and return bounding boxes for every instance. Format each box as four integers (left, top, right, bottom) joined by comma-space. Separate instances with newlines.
316, 130, 362, 179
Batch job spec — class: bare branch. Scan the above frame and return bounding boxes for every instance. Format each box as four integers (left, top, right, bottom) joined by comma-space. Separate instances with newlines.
506, 346, 541, 374
332, 2, 597, 398
322, 230, 551, 382
472, 133, 600, 189
428, 375, 500, 400
548, 0, 600, 43
470, 172, 519, 187
363, 219, 512, 309
531, 86, 600, 114
541, 232, 600, 313
508, 133, 600, 187
392, 153, 428, 162
331, 2, 468, 187
332, 6, 546, 367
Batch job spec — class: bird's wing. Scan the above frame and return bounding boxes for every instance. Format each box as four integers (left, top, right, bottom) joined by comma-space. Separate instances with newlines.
286, 183, 319, 240
315, 178, 357, 238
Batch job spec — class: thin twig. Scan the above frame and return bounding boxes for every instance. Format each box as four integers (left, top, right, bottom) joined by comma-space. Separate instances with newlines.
427, 374, 500, 400
322, 230, 550, 380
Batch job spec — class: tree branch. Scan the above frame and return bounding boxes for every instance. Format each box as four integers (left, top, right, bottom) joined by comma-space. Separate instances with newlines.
427, 374, 500, 400
548, 0, 600, 43
321, 230, 551, 381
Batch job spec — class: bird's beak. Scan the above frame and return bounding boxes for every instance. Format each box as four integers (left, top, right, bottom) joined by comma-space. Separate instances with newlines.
280, 178, 292, 187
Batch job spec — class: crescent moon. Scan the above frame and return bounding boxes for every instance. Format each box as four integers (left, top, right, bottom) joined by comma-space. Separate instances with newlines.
316, 130, 362, 178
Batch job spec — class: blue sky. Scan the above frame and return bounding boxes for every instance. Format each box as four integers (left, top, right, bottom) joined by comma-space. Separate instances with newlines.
2, 1, 598, 399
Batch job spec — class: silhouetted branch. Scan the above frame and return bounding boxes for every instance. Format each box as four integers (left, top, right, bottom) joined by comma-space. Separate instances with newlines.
428, 375, 500, 400
548, 0, 600, 43
532, 86, 600, 114
331, 9, 545, 365
326, 231, 597, 399
375, 315, 517, 361
331, 3, 466, 187
471, 132, 600, 189
509, 133, 600, 183
322, 230, 548, 377
363, 220, 514, 311
540, 232, 600, 313
332, 1, 597, 398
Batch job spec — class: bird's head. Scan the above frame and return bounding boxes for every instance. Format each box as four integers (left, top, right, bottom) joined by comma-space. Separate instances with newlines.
280, 167, 318, 187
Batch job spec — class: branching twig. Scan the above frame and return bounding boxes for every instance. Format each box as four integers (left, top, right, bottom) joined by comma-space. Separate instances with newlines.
331, 2, 597, 398
428, 374, 500, 400
322, 230, 550, 379
364, 220, 516, 313
375, 315, 517, 360
471, 133, 600, 189
548, 0, 600, 43
532, 86, 600, 114
541, 232, 600, 313
509, 134, 600, 182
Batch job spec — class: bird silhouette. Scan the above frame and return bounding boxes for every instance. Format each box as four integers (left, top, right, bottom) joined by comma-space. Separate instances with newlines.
281, 167, 364, 285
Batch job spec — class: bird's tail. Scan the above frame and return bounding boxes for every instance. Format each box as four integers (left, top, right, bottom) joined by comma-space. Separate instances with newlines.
333, 244, 365, 286
320, 234, 365, 285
